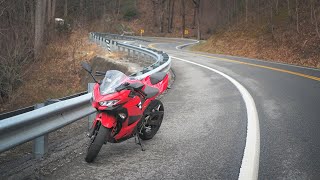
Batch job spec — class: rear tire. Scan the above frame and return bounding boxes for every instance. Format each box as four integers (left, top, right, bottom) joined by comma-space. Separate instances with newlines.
85, 124, 110, 163
139, 100, 164, 140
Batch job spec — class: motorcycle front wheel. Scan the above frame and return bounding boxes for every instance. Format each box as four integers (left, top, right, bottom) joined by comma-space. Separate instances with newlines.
85, 123, 110, 163
139, 100, 164, 140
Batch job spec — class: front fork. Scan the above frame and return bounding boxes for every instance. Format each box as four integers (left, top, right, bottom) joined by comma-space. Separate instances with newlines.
88, 112, 117, 137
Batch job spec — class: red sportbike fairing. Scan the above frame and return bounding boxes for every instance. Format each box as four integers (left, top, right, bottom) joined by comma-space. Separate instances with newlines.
81, 63, 168, 163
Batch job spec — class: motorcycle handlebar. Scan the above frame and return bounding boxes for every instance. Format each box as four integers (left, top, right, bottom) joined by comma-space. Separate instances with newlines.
95, 71, 106, 76
116, 83, 148, 98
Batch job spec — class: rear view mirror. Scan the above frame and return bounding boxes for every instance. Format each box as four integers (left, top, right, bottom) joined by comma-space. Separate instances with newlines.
81, 62, 92, 73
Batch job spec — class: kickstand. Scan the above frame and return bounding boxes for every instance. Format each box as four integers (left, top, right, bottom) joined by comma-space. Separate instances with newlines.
135, 134, 145, 151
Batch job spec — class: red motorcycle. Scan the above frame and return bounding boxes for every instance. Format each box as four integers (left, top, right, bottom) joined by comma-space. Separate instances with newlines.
81, 62, 169, 163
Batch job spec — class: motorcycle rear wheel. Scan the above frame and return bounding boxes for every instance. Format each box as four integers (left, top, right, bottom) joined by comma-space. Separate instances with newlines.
139, 100, 164, 140
85, 124, 110, 163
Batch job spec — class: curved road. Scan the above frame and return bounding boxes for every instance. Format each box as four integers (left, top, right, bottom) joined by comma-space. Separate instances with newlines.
48, 38, 320, 179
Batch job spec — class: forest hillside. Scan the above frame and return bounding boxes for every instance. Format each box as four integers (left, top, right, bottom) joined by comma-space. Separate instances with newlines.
1, 0, 320, 112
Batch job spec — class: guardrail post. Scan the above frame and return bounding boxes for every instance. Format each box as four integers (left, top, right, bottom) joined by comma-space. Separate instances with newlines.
128, 49, 131, 56
32, 103, 48, 159
87, 83, 96, 129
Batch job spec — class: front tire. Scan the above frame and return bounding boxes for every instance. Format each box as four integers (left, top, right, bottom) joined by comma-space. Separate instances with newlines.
139, 100, 164, 140
85, 124, 110, 163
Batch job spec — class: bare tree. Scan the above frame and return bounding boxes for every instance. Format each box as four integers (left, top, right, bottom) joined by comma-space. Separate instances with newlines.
152, 0, 158, 27
47, 0, 51, 23
181, 0, 185, 37
246, 0, 248, 23
34, 0, 45, 58
170, 0, 175, 31
64, 0, 68, 18
310, 0, 314, 24
192, 1, 196, 28
51, 0, 56, 20
167, 0, 174, 33
79, 0, 84, 16
159, 0, 166, 33
270, 0, 274, 36
296, 0, 299, 33
287, 0, 291, 18
117, 0, 121, 16
192, 0, 201, 40
314, 6, 320, 38
275, 0, 279, 14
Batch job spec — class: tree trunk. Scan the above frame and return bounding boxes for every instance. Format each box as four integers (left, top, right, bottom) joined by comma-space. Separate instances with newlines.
23, 0, 26, 25
30, 0, 35, 30
152, 1, 158, 27
47, 0, 52, 24
51, 0, 56, 20
245, 0, 248, 23
192, 0, 201, 40
64, 0, 68, 18
134, 0, 137, 9
276, 0, 279, 14
314, 7, 320, 38
170, 0, 175, 31
34, 0, 44, 58
193, 6, 196, 28
167, 0, 173, 33
79, 0, 83, 16
167, 0, 171, 33
181, 0, 185, 37
46, 0, 52, 40
287, 0, 291, 18
310, 0, 314, 24
270, 0, 274, 37
258, 0, 260, 24
159, 0, 165, 33
296, 0, 299, 33
196, 5, 200, 40
41, 0, 47, 41
117, 0, 121, 16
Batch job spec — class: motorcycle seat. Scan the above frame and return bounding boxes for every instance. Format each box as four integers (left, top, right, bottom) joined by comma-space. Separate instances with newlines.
143, 85, 159, 98
150, 72, 167, 85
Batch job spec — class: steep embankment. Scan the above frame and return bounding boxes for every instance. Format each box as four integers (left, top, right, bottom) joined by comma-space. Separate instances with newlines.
193, 22, 320, 68
0, 31, 127, 113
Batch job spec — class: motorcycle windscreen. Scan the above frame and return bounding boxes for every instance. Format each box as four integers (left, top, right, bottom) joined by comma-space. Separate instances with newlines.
100, 70, 128, 95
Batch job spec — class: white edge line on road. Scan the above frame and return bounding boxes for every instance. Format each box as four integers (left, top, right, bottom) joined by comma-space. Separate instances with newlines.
144, 36, 200, 42
171, 56, 260, 180
175, 40, 199, 50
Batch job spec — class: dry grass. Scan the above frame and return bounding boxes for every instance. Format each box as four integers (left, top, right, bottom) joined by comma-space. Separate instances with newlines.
192, 22, 320, 69
0, 30, 124, 113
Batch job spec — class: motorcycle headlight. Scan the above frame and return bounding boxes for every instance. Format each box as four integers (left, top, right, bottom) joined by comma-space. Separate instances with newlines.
99, 100, 119, 107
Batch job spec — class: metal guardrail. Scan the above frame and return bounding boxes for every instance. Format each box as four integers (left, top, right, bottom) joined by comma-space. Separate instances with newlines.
89, 32, 171, 80
0, 32, 171, 159
0, 94, 94, 153
96, 32, 150, 42
0, 91, 87, 121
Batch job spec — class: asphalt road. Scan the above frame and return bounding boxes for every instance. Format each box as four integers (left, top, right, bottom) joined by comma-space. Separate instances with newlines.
147, 38, 320, 179
17, 37, 320, 179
